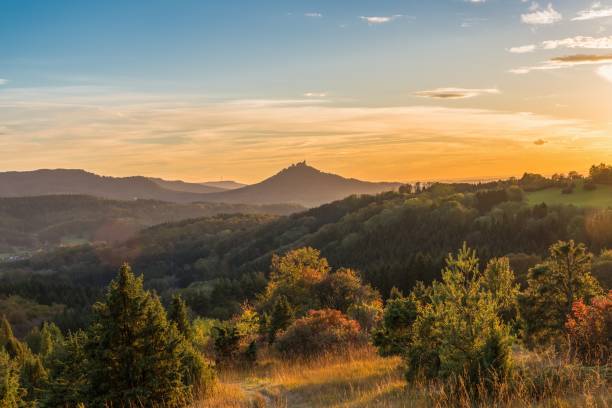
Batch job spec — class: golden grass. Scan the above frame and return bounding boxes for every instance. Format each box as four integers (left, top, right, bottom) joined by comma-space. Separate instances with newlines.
198, 346, 611, 408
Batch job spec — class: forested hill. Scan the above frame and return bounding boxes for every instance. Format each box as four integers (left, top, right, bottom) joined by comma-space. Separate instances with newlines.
190, 162, 403, 207
0, 169, 224, 202
0, 195, 302, 254
3, 181, 611, 329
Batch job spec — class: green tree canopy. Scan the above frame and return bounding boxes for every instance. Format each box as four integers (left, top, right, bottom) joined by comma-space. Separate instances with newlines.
86, 264, 200, 407
520, 240, 603, 346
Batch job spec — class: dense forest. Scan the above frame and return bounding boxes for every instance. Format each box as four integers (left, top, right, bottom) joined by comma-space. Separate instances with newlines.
0, 195, 301, 254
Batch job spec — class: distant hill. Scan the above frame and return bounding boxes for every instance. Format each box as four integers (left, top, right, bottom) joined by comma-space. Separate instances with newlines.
201, 180, 246, 190
148, 177, 226, 194
0, 195, 302, 253
199, 162, 402, 207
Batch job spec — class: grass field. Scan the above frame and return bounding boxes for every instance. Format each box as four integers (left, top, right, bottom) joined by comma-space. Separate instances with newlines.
526, 183, 612, 208
198, 346, 612, 408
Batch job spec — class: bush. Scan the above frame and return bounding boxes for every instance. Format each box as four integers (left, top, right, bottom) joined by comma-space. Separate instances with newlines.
373, 245, 515, 392
565, 291, 612, 365
275, 309, 366, 357
583, 179, 597, 191
561, 182, 575, 195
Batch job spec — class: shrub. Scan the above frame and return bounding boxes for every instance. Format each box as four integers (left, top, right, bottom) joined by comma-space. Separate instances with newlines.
561, 182, 575, 195
258, 248, 381, 321
372, 289, 421, 357
405, 246, 514, 387
583, 179, 597, 191
275, 309, 366, 357
347, 300, 383, 333
565, 291, 612, 365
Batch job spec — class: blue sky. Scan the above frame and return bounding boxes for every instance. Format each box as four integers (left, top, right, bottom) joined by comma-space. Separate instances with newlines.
1, 0, 611, 182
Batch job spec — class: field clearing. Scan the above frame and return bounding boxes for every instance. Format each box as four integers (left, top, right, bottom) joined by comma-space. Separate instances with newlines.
526, 183, 612, 208
198, 346, 612, 408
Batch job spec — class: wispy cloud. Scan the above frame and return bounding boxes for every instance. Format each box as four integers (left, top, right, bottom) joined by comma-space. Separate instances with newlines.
510, 53, 612, 74
510, 36, 612, 53
360, 15, 403, 25
414, 88, 500, 99
0, 79, 7, 85
304, 12, 322, 18
304, 92, 328, 98
573, 2, 612, 21
521, 3, 562, 25
534, 139, 548, 145
509, 45, 537, 53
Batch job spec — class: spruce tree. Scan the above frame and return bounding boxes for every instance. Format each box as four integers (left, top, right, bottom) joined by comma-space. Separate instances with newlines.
42, 330, 89, 407
86, 264, 190, 407
169, 294, 193, 340
268, 295, 293, 344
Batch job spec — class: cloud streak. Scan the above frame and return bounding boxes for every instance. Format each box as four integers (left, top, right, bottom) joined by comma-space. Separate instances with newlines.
573, 3, 612, 21
414, 88, 500, 99
510, 36, 612, 53
510, 53, 612, 74
360, 15, 403, 25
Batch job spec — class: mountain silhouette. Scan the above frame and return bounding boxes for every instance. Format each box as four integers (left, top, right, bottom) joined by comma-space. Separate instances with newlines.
0, 169, 216, 203
0, 164, 401, 206
199, 162, 402, 207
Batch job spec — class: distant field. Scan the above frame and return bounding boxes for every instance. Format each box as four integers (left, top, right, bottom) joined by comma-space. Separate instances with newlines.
526, 183, 612, 208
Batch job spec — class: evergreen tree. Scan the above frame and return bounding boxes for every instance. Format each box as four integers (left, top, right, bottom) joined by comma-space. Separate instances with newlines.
520, 240, 603, 346
212, 324, 241, 366
42, 330, 89, 408
482, 257, 520, 326
0, 316, 26, 359
268, 295, 293, 344
85, 264, 192, 407
0, 349, 23, 408
169, 294, 193, 340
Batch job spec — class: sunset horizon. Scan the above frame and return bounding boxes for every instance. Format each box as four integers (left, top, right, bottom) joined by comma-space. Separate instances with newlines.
1, 0, 611, 183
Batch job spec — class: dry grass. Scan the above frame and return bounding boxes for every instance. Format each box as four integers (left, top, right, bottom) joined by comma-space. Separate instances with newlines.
197, 346, 611, 408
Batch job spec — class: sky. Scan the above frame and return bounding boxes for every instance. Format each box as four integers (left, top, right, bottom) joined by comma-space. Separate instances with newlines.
0, 0, 611, 183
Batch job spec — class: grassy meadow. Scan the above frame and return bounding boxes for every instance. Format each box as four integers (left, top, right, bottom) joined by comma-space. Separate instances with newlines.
199, 346, 612, 408
526, 183, 612, 208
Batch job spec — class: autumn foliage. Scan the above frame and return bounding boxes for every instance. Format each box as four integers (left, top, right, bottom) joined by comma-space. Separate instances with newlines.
275, 309, 366, 357
565, 291, 612, 365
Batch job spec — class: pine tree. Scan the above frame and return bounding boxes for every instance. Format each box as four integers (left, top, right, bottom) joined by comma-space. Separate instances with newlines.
268, 295, 293, 344
0, 316, 26, 359
520, 240, 603, 346
169, 294, 193, 340
86, 263, 191, 407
